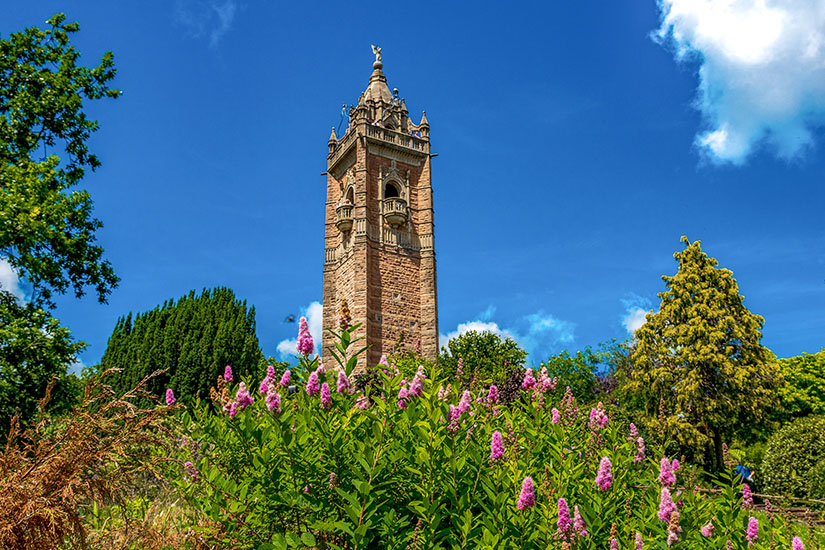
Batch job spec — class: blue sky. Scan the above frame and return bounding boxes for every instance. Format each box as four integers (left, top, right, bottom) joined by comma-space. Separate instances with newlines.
3, 0, 824, 369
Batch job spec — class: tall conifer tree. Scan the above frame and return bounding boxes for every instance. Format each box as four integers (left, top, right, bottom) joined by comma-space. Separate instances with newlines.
626, 237, 781, 470
100, 288, 266, 402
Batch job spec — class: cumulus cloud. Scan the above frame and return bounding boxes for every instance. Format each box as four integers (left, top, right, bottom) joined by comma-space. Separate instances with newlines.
621, 294, 653, 335
440, 309, 575, 364
0, 258, 25, 302
276, 301, 323, 359
175, 0, 238, 48
655, 0, 825, 163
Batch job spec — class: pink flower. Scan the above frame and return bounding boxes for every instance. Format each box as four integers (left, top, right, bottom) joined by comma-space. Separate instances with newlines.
561, 386, 578, 420
397, 399, 407, 409
280, 369, 291, 386
658, 488, 676, 523
792, 536, 805, 550
610, 538, 619, 550
671, 458, 680, 472
742, 483, 753, 508
456, 357, 465, 378
437, 385, 449, 400
517, 477, 535, 510
595, 457, 613, 491
629, 422, 639, 438
320, 382, 332, 410
337, 371, 350, 393
490, 431, 505, 463
224, 365, 233, 382
556, 498, 571, 539
355, 395, 369, 410
551, 408, 561, 424
165, 388, 176, 406
378, 355, 389, 367
229, 401, 239, 419
329, 472, 339, 489
457, 390, 472, 415
306, 370, 320, 396
522, 369, 536, 390
296, 316, 314, 356
635, 532, 643, 550
659, 456, 676, 487
183, 460, 199, 481
589, 403, 609, 430
266, 386, 281, 413
573, 506, 588, 538
701, 521, 715, 538
235, 382, 254, 408
634, 437, 646, 463
486, 385, 499, 404
409, 374, 424, 397
746, 516, 758, 546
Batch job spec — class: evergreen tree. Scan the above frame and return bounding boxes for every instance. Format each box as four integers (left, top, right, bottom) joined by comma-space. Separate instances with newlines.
625, 237, 781, 470
100, 288, 266, 402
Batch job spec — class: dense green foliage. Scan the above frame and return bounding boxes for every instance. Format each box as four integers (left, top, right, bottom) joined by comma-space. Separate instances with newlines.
761, 415, 825, 501
0, 13, 120, 308
439, 330, 527, 383
774, 349, 825, 423
625, 237, 781, 470
100, 287, 265, 402
0, 292, 82, 436
539, 345, 617, 402
167, 328, 811, 550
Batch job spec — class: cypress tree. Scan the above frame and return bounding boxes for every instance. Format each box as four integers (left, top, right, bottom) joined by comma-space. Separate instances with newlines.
100, 288, 266, 402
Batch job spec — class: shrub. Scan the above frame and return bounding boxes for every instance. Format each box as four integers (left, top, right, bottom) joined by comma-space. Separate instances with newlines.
438, 330, 527, 384
761, 415, 825, 500
168, 327, 809, 549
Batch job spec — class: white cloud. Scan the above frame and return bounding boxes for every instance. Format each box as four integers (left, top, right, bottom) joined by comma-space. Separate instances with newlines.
0, 258, 25, 302
623, 307, 648, 333
440, 309, 575, 364
276, 301, 323, 359
621, 293, 654, 335
68, 357, 87, 375
175, 0, 237, 48
655, 0, 825, 163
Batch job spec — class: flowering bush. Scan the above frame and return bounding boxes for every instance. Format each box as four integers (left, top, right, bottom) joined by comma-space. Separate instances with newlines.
170, 327, 812, 550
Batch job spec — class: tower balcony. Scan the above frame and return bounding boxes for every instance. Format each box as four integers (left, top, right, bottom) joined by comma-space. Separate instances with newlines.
335, 203, 354, 233
382, 197, 408, 228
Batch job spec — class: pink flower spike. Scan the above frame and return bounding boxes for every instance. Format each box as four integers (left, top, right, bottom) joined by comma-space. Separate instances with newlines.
336, 370, 350, 394
634, 436, 646, 463
742, 483, 754, 508
658, 487, 676, 523
320, 382, 332, 410
223, 365, 233, 382
659, 456, 676, 487
490, 431, 505, 463
296, 316, 314, 356
634, 532, 643, 550
573, 506, 588, 538
746, 516, 758, 546
522, 369, 536, 390
556, 498, 571, 538
306, 370, 320, 396
280, 369, 291, 387
516, 477, 535, 510
595, 457, 613, 490
792, 536, 805, 550
235, 382, 254, 408
701, 521, 715, 537
671, 458, 680, 472
551, 408, 561, 424
629, 422, 638, 438
610, 538, 618, 550
409, 374, 424, 397
266, 387, 281, 413
165, 388, 176, 406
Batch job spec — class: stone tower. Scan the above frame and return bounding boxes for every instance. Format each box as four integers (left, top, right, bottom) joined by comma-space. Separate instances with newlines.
323, 47, 438, 370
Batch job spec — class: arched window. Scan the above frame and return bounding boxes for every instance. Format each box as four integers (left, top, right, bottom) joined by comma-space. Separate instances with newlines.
345, 187, 354, 204
384, 182, 400, 198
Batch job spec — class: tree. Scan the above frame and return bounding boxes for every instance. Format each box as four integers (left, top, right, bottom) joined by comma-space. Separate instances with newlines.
439, 330, 527, 384
0, 14, 119, 434
1, 13, 120, 308
0, 292, 83, 437
625, 237, 781, 471
100, 288, 268, 402
773, 349, 825, 423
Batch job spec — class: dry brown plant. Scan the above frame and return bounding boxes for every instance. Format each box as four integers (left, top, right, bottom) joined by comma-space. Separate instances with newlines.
0, 368, 196, 550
